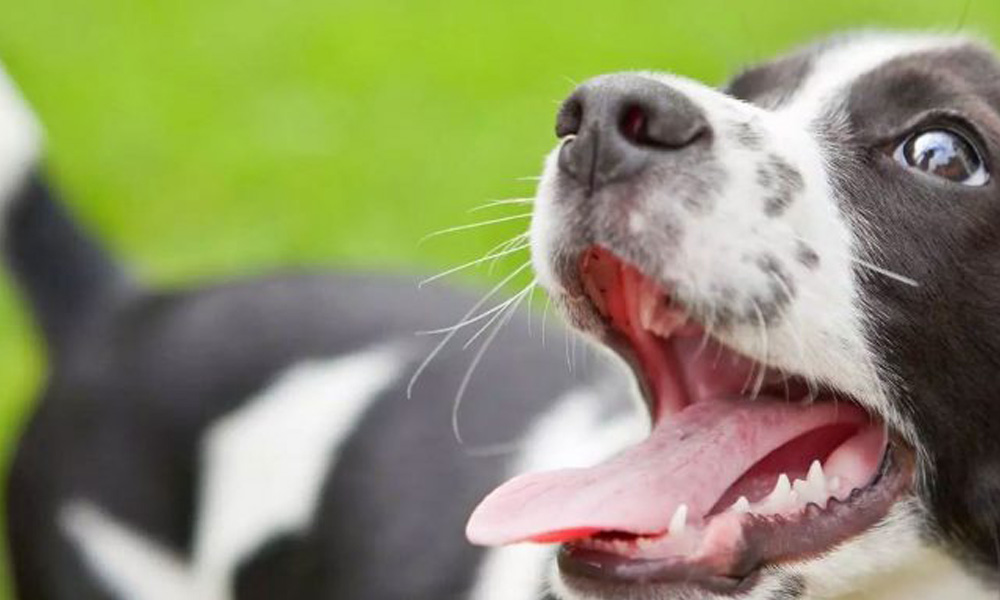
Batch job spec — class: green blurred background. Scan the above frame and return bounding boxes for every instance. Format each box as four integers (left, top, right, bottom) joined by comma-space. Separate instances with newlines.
0, 0, 996, 596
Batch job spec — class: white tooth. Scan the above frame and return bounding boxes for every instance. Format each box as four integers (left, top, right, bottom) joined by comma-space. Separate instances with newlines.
638, 284, 658, 330
668, 504, 688, 536
792, 478, 809, 499
808, 460, 826, 489
829, 476, 842, 493
773, 474, 791, 499
731, 496, 750, 513
650, 309, 685, 339
757, 474, 793, 515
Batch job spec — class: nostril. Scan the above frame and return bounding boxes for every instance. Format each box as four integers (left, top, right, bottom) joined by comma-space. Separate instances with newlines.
619, 104, 648, 145
621, 100, 710, 150
556, 97, 584, 138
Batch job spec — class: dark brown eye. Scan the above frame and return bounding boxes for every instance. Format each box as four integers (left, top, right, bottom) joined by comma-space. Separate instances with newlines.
893, 129, 989, 186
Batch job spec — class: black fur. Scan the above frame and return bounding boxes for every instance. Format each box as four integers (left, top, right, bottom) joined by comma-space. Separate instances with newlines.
4, 173, 592, 599
831, 42, 1000, 580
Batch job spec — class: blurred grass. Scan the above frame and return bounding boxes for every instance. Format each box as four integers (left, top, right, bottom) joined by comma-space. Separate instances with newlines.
0, 0, 998, 596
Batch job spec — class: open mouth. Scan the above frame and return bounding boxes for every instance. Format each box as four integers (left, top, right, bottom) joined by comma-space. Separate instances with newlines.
466, 246, 914, 594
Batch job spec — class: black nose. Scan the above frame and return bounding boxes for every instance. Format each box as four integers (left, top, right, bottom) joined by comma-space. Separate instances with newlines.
555, 74, 710, 192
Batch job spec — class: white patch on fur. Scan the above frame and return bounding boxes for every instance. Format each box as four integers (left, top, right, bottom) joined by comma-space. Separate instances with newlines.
470, 386, 646, 600
60, 502, 217, 600
0, 61, 42, 230
788, 500, 994, 600
781, 33, 968, 124
194, 345, 405, 590
60, 345, 405, 599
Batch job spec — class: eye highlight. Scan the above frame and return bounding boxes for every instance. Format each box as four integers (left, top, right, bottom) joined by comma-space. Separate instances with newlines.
893, 129, 989, 186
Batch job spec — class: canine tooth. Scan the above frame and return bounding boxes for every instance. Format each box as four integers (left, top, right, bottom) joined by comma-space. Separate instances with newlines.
668, 504, 688, 536
638, 287, 657, 330
770, 474, 792, 511
773, 474, 791, 498
757, 474, 793, 514
731, 496, 750, 513
808, 460, 826, 489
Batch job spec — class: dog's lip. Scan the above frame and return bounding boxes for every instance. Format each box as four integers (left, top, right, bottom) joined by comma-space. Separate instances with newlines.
555, 443, 914, 595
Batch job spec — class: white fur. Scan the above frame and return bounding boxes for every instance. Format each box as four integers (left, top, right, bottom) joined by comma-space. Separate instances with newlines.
0, 61, 42, 230
780, 33, 967, 123
60, 345, 405, 599
193, 344, 405, 591
61, 502, 215, 600
789, 500, 993, 600
530, 33, 984, 600
643, 70, 886, 407
470, 386, 646, 600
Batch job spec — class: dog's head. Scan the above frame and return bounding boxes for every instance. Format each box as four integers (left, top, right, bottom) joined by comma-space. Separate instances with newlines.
468, 32, 1000, 599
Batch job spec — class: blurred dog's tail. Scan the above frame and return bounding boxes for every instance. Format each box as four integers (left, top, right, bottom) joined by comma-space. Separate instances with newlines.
0, 64, 131, 355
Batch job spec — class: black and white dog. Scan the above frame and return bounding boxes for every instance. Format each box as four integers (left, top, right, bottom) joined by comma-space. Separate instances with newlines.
6, 30, 1000, 600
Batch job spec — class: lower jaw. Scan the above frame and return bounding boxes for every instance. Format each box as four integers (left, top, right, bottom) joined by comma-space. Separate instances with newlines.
556, 443, 915, 597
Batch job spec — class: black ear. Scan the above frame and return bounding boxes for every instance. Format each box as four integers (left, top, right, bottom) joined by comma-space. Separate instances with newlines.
722, 53, 813, 107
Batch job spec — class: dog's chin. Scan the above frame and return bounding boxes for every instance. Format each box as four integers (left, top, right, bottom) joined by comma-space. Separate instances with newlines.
467, 246, 918, 600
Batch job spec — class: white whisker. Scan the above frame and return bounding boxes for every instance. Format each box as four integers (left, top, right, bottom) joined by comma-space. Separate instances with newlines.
541, 295, 552, 347
564, 327, 572, 372
527, 284, 537, 337
451, 286, 531, 445
768, 272, 818, 403
468, 198, 534, 213
487, 235, 530, 275
792, 233, 919, 288
695, 301, 717, 358
418, 242, 529, 288
749, 302, 769, 401
407, 261, 532, 398
462, 282, 535, 349
482, 231, 530, 260
570, 331, 578, 372
417, 293, 524, 336
418, 213, 533, 244
852, 258, 920, 288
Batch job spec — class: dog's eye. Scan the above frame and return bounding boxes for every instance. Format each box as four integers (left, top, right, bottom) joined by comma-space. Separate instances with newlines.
893, 129, 989, 186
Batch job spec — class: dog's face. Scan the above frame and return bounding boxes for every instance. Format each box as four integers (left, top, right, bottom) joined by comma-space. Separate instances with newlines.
468, 33, 1000, 599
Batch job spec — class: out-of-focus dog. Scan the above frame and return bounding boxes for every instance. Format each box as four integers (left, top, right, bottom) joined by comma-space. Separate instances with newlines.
7, 30, 1000, 600
0, 60, 627, 600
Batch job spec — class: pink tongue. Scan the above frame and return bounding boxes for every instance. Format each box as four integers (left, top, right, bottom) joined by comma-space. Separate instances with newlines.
466, 399, 868, 546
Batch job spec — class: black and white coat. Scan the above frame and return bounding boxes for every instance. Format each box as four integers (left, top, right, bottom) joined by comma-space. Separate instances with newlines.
4, 31, 1000, 600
